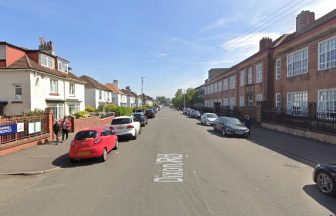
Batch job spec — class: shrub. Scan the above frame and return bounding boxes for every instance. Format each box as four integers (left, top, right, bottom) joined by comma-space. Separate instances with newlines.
105, 104, 117, 112
85, 106, 96, 112
75, 111, 90, 119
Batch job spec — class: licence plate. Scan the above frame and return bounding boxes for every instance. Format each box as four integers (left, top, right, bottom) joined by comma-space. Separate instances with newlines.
78, 151, 90, 156
117, 126, 124, 129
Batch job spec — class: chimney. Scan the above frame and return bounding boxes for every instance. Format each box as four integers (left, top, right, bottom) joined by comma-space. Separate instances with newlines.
259, 37, 273, 51
39, 37, 55, 55
112, 80, 119, 89
125, 86, 131, 91
296, 11, 315, 32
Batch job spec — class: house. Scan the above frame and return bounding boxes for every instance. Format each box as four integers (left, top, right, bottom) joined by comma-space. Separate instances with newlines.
0, 39, 85, 119
203, 9, 336, 120
142, 94, 154, 107
122, 86, 138, 107
79, 75, 113, 109
105, 80, 122, 106
119, 89, 128, 107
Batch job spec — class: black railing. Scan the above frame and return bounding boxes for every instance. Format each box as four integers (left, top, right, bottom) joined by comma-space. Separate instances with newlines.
261, 110, 336, 134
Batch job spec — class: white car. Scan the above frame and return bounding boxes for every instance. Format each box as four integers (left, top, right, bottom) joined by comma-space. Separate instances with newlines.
111, 116, 141, 139
200, 113, 218, 125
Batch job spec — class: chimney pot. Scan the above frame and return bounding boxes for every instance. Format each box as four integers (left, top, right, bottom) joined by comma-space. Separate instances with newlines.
259, 37, 273, 51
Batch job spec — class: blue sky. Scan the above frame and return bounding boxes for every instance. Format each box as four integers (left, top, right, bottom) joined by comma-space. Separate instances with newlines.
1, 0, 334, 98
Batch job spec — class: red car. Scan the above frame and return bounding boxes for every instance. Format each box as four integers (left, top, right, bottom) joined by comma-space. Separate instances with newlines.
69, 127, 118, 162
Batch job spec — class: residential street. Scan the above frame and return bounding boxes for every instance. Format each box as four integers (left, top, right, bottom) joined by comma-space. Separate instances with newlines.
0, 108, 335, 216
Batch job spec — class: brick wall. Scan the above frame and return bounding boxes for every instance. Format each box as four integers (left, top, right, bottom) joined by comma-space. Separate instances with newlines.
71, 115, 114, 133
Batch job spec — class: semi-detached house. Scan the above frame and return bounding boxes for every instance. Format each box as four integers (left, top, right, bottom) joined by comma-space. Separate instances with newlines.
105, 80, 123, 106
79, 75, 113, 109
0, 40, 85, 119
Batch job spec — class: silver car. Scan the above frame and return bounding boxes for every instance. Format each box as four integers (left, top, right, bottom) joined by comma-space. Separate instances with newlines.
200, 113, 218, 125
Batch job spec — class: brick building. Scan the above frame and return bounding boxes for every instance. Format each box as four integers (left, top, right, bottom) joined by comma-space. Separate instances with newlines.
204, 9, 336, 120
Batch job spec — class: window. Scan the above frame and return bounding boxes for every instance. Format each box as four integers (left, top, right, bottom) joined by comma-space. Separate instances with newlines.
239, 96, 245, 107
229, 75, 236, 90
287, 91, 308, 116
319, 36, 336, 70
214, 82, 218, 93
218, 80, 222, 92
48, 104, 64, 120
229, 97, 236, 109
248, 67, 253, 84
204, 86, 208, 95
256, 63, 263, 83
317, 89, 336, 119
99, 90, 102, 100
223, 98, 229, 106
223, 78, 229, 90
275, 93, 281, 109
69, 83, 75, 96
247, 95, 253, 107
50, 80, 58, 93
14, 84, 22, 101
68, 104, 80, 115
240, 70, 245, 86
287, 47, 308, 77
275, 58, 281, 80
256, 94, 263, 102
107, 92, 111, 101
41, 54, 54, 69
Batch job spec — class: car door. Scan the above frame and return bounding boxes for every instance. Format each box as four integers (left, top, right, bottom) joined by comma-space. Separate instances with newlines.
213, 118, 219, 130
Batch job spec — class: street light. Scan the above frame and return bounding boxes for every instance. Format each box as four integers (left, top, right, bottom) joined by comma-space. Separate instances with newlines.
183, 89, 186, 109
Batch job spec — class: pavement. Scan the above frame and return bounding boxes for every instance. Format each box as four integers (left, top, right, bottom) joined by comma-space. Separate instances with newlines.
0, 134, 74, 175
0, 114, 336, 175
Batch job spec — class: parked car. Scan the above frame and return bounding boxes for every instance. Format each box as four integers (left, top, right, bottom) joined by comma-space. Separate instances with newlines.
201, 113, 218, 125
313, 163, 336, 196
213, 116, 249, 137
186, 108, 194, 116
68, 127, 118, 163
190, 110, 201, 118
145, 109, 156, 118
133, 112, 148, 127
111, 116, 141, 139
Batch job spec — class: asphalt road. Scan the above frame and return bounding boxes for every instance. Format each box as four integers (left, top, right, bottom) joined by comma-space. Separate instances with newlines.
0, 108, 335, 216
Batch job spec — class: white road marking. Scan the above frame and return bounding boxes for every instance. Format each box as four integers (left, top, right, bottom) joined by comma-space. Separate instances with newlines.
153, 154, 184, 183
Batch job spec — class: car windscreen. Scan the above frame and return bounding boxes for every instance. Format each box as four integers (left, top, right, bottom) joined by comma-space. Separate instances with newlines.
75, 130, 98, 140
225, 118, 242, 125
146, 110, 154, 113
207, 114, 217, 118
133, 114, 141, 119
112, 118, 131, 125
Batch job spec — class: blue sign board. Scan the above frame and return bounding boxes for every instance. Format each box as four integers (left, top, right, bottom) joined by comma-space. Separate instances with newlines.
0, 124, 17, 136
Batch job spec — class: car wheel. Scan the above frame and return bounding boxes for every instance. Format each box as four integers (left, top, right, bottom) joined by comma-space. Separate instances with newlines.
142, 123, 146, 127
133, 132, 137, 140
113, 140, 119, 150
222, 128, 226, 137
138, 128, 142, 134
100, 148, 107, 162
316, 171, 335, 195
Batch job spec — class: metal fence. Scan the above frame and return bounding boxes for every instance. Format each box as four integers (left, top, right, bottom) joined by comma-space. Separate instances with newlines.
261, 110, 336, 134
0, 115, 49, 145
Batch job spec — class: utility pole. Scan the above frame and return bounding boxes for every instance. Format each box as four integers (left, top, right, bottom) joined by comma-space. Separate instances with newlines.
141, 76, 147, 106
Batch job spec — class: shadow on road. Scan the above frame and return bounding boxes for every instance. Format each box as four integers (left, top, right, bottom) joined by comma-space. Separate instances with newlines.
303, 184, 336, 215
206, 129, 247, 139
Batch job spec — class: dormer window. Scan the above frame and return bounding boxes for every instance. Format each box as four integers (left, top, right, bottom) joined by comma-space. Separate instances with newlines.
40, 54, 54, 69
57, 60, 69, 73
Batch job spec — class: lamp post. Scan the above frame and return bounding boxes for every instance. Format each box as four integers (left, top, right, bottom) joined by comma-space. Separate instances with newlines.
183, 89, 186, 109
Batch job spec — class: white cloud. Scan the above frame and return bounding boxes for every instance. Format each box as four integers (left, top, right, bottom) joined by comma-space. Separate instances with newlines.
155, 52, 168, 58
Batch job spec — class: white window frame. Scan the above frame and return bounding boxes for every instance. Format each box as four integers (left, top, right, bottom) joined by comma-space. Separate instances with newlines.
48, 104, 64, 120
239, 96, 245, 107
256, 63, 263, 83
218, 80, 222, 92
240, 70, 245, 87
223, 78, 229, 91
287, 47, 308, 77
287, 91, 308, 116
247, 67, 253, 84
69, 83, 75, 96
229, 97, 236, 109
275, 93, 281, 109
318, 36, 336, 70
223, 98, 229, 107
256, 94, 263, 102
99, 90, 103, 100
68, 103, 80, 116
214, 82, 218, 93
50, 79, 58, 94
229, 75, 236, 90
41, 54, 54, 69
275, 58, 281, 80
14, 84, 22, 101
317, 88, 336, 119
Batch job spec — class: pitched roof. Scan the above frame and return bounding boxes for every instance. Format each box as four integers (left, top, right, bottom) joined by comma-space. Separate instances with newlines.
1, 55, 85, 84
105, 83, 122, 94
79, 75, 110, 91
